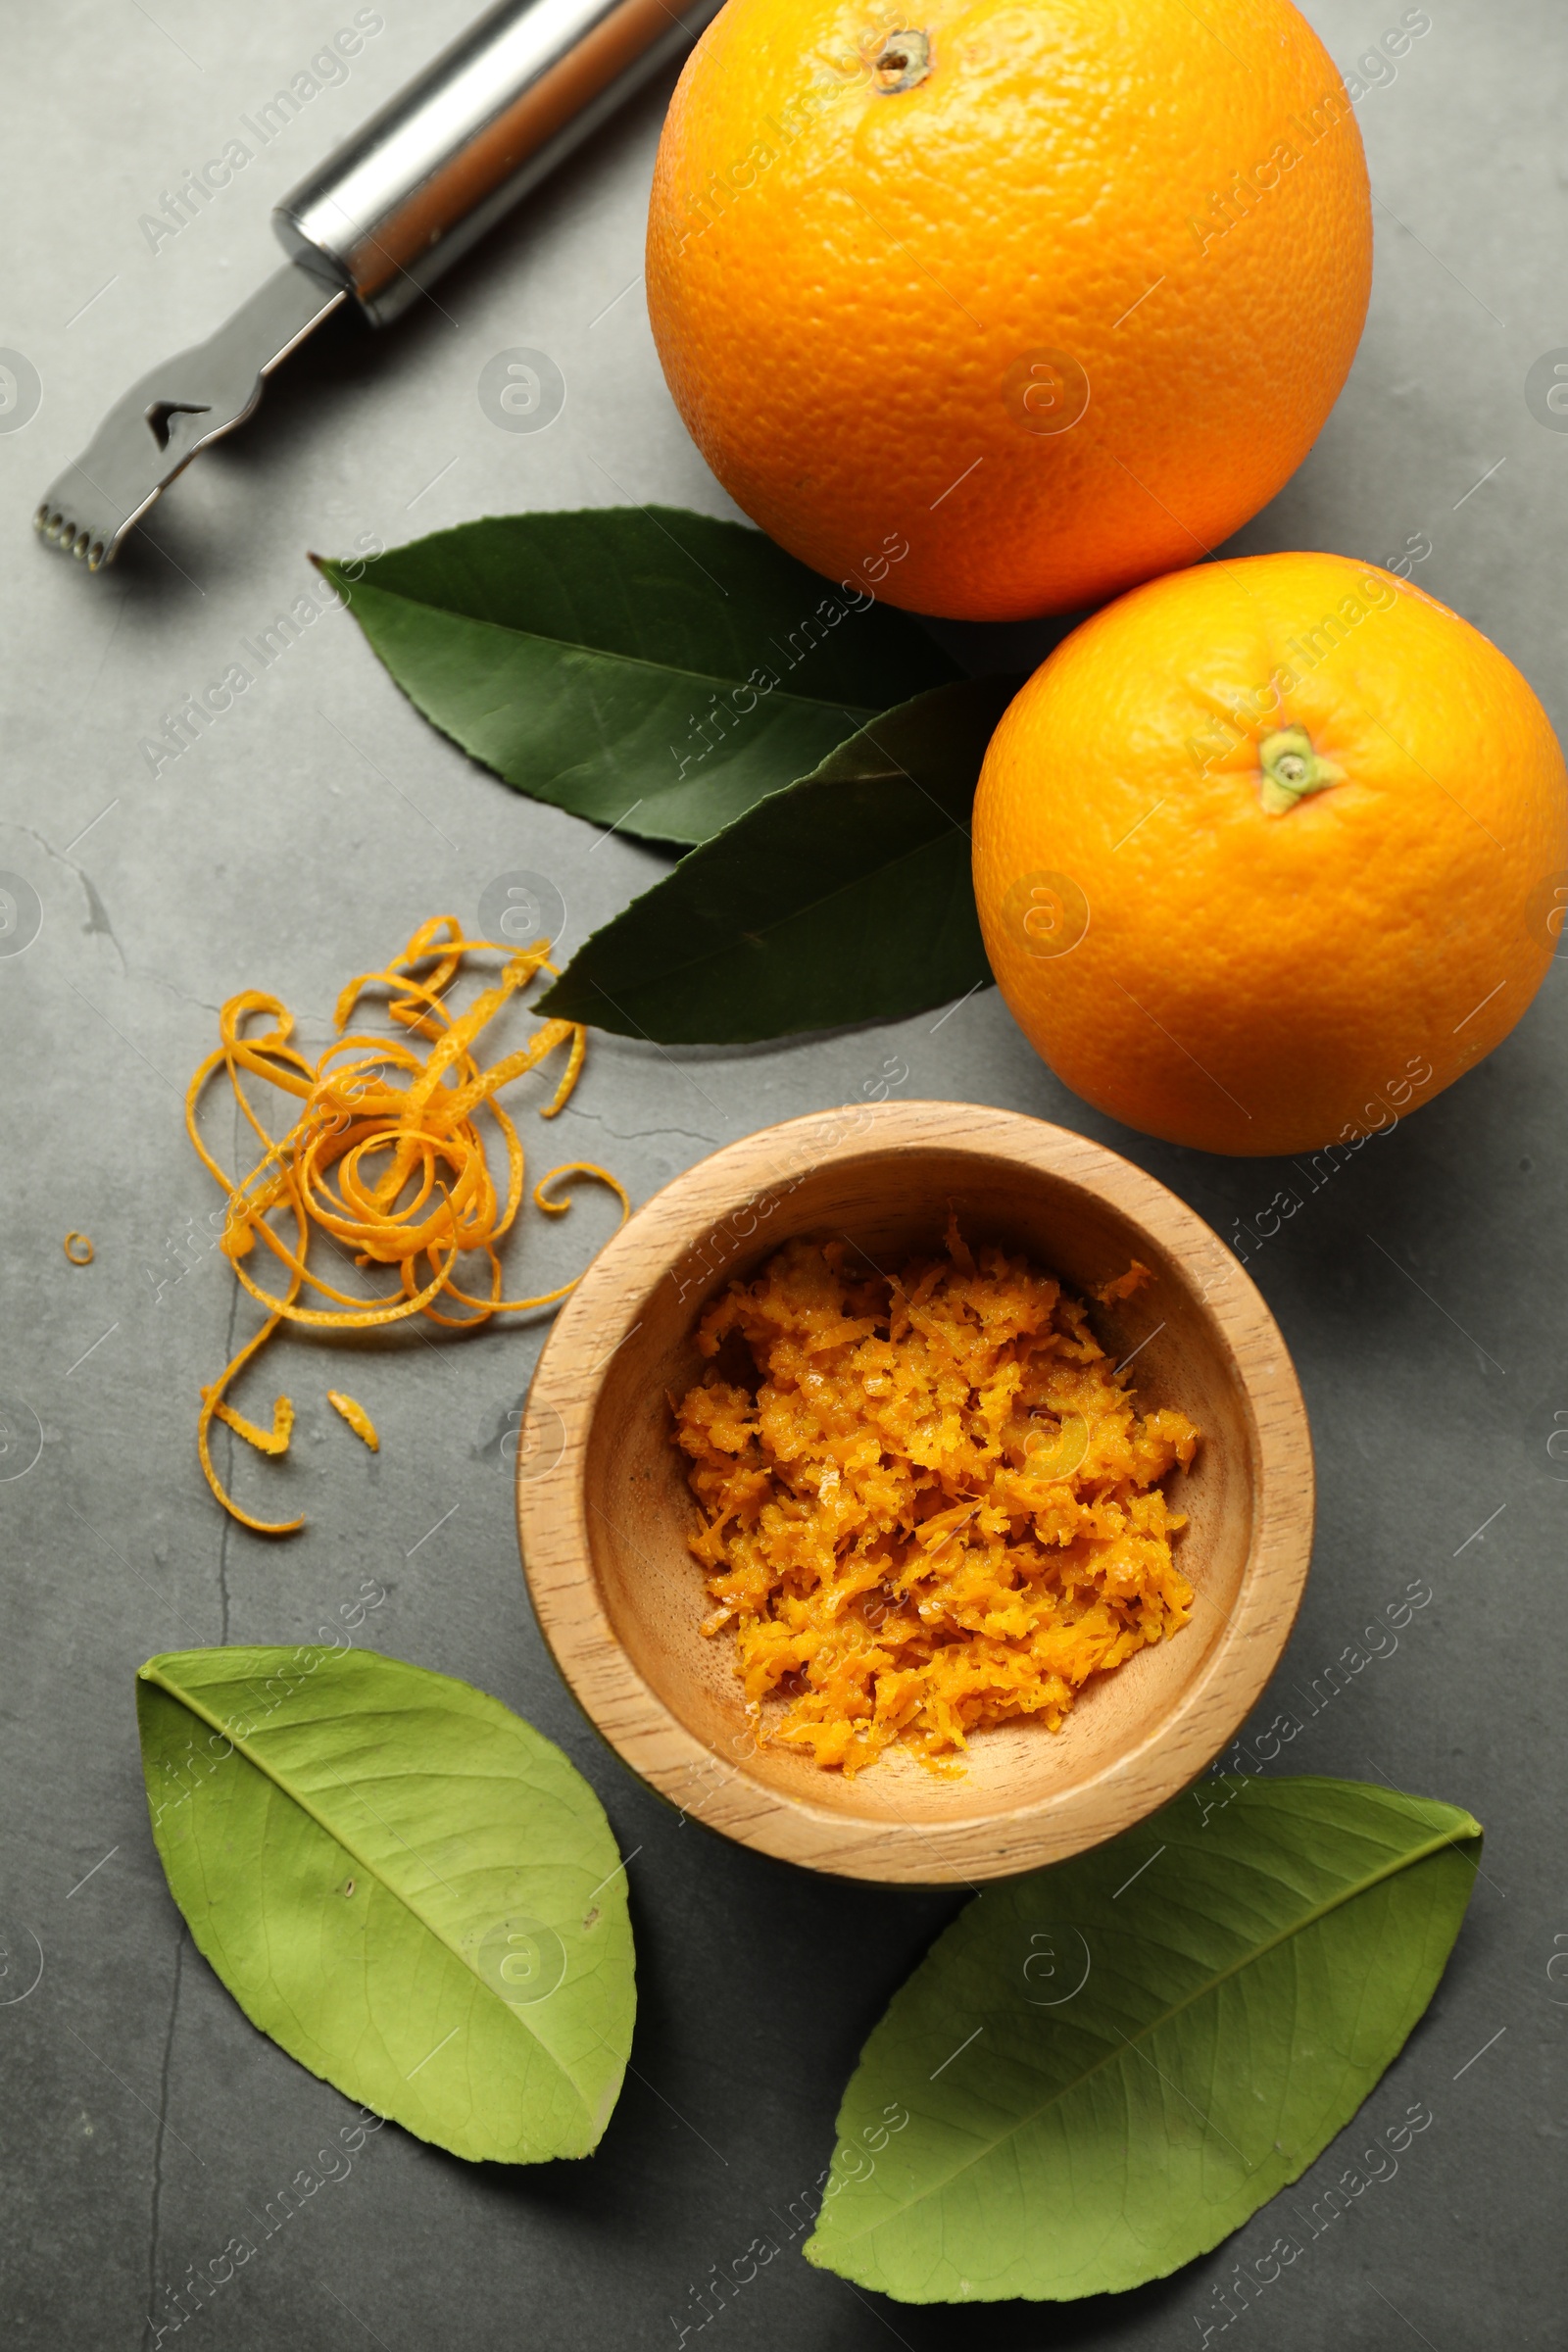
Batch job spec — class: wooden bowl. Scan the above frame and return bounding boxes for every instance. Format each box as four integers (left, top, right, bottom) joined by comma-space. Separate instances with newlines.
516, 1102, 1312, 1884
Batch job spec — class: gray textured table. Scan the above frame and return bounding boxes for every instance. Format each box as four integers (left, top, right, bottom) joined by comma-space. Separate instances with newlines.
2, 3, 1563, 2345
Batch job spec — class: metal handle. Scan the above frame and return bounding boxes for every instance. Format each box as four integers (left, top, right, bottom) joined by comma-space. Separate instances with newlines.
272, 0, 717, 327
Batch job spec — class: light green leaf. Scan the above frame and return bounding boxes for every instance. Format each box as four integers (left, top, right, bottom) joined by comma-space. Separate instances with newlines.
137, 1645, 634, 2164
315, 511, 959, 845
535, 676, 1012, 1043
805, 1776, 1481, 2301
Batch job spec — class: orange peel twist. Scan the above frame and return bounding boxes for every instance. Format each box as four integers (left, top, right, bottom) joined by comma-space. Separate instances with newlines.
186, 916, 626, 1534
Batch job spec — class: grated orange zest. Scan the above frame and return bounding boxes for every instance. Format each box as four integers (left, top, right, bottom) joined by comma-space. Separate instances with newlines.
674, 1220, 1200, 1775
1095, 1258, 1152, 1304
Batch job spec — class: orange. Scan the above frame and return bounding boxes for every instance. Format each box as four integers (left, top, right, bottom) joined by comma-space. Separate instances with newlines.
971, 553, 1568, 1157
646, 0, 1371, 622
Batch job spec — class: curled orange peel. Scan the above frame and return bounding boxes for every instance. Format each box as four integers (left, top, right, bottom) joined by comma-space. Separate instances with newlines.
187, 918, 625, 1535
327, 1392, 379, 1451
213, 1395, 295, 1456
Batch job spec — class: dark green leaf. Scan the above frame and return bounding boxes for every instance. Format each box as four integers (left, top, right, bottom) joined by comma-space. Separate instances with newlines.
315, 511, 958, 845
534, 676, 1011, 1043
137, 1644, 634, 2164
805, 1776, 1481, 2301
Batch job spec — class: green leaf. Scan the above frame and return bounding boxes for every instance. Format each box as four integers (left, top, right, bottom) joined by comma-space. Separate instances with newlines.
315, 511, 959, 845
137, 1644, 634, 2164
534, 676, 1011, 1043
805, 1776, 1481, 2302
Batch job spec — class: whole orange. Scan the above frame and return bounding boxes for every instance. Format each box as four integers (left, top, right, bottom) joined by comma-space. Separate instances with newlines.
971, 553, 1568, 1156
645, 0, 1371, 622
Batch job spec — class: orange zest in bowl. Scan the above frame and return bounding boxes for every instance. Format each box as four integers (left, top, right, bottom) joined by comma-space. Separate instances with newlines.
187, 915, 626, 1535
673, 1221, 1199, 1774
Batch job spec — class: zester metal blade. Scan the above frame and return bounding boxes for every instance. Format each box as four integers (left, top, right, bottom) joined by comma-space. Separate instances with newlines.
34, 264, 345, 571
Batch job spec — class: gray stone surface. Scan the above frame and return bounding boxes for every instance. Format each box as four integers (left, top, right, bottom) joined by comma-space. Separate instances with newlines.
1, 1, 1563, 2345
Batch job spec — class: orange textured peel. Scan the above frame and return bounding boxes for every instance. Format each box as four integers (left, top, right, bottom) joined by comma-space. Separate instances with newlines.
674, 1223, 1199, 1774
212, 1395, 295, 1457
327, 1392, 379, 1452
187, 916, 626, 1534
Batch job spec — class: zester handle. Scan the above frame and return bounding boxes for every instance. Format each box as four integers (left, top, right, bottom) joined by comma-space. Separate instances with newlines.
272, 0, 718, 327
